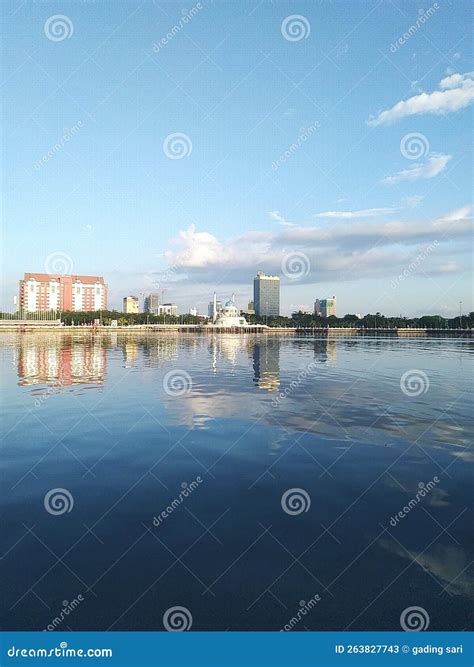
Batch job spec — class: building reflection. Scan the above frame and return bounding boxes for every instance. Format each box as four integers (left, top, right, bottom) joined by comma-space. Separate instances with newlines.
313, 338, 337, 363
252, 338, 280, 391
17, 334, 183, 386
123, 340, 139, 367
140, 337, 178, 366
208, 335, 244, 370
17, 335, 106, 386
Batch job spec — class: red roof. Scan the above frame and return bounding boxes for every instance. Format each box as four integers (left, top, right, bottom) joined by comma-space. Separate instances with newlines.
23, 273, 106, 284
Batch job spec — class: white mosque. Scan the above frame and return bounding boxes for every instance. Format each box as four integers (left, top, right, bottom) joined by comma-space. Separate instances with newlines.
209, 293, 249, 328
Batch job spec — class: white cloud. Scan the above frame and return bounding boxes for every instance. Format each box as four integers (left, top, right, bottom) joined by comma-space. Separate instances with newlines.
164, 224, 272, 271
163, 206, 472, 285
314, 207, 395, 219
383, 153, 451, 185
278, 206, 471, 247
439, 72, 472, 90
269, 211, 294, 226
435, 204, 471, 224
164, 225, 229, 268
368, 72, 474, 125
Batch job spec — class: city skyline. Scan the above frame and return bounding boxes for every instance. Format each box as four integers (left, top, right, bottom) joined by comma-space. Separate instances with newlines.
9, 268, 473, 320
2, 1, 472, 317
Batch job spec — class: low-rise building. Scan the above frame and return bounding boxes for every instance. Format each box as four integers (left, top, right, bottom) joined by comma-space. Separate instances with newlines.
123, 296, 139, 314
144, 293, 160, 314
314, 296, 336, 318
158, 303, 177, 316
19, 273, 107, 313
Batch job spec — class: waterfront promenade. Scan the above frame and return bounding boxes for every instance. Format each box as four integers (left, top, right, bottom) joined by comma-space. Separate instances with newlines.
0, 321, 471, 336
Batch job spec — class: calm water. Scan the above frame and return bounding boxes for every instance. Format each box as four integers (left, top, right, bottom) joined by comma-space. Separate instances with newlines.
1, 332, 473, 632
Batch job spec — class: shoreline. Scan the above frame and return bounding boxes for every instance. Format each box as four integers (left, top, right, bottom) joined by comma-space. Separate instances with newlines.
0, 325, 471, 337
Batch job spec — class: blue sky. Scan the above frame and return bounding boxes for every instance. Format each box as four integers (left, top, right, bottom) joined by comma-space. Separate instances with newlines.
2, 0, 472, 316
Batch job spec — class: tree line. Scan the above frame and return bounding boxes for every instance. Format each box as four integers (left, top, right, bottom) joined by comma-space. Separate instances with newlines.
1, 309, 472, 328
246, 311, 474, 329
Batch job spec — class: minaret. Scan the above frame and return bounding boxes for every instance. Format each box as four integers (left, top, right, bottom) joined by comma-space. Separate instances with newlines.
232, 292, 235, 304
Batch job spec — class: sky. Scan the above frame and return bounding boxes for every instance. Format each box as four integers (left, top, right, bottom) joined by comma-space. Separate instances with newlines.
2, 0, 473, 316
